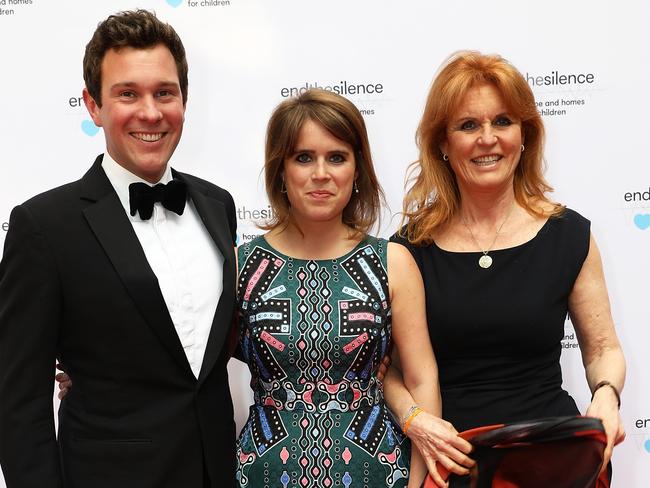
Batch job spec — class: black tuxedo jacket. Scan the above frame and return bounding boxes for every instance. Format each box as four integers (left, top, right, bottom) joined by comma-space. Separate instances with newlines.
0, 155, 237, 488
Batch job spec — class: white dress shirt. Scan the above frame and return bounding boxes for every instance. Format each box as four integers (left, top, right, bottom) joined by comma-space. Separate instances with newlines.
102, 153, 224, 378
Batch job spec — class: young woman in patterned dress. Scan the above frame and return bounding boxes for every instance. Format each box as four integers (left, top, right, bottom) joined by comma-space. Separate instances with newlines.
234, 89, 472, 487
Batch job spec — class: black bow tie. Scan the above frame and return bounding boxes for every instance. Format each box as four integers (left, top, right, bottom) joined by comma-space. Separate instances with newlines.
128, 180, 187, 220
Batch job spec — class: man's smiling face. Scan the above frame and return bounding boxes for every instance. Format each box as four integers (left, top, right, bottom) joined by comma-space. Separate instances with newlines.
84, 43, 186, 183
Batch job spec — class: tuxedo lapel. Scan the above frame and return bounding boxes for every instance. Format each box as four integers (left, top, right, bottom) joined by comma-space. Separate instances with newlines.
80, 157, 194, 378
180, 178, 236, 385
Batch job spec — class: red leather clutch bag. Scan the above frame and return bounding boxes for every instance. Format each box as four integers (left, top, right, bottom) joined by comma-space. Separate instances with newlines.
424, 416, 609, 488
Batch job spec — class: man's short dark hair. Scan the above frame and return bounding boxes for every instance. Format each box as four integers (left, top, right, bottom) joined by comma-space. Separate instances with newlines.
83, 9, 188, 106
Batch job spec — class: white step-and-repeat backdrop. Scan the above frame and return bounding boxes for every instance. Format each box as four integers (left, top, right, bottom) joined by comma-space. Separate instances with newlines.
1, 0, 648, 485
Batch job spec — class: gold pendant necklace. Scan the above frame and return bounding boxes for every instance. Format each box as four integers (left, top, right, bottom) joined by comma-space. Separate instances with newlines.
462, 204, 515, 269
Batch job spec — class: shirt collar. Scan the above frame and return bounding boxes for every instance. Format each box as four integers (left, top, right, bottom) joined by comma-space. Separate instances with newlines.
101, 151, 174, 221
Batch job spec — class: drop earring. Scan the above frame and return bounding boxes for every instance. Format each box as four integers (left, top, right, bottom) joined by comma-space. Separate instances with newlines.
354, 181, 359, 194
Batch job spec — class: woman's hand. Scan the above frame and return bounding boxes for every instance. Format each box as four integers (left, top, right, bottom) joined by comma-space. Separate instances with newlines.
376, 353, 392, 382
406, 411, 474, 487
55, 365, 72, 400
586, 385, 626, 471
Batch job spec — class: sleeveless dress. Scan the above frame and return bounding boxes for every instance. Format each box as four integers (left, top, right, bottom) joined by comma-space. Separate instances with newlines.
392, 209, 590, 487
235, 236, 410, 488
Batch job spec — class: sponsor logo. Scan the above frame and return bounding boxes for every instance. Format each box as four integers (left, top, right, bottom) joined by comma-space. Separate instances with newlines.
279, 81, 385, 116
66, 95, 99, 137
237, 205, 275, 222
623, 187, 650, 230
526, 70, 595, 87
236, 206, 272, 245
280, 81, 384, 99
81, 120, 100, 137
525, 69, 596, 118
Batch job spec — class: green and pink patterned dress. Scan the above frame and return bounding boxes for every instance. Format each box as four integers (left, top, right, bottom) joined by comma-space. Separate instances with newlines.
235, 235, 410, 488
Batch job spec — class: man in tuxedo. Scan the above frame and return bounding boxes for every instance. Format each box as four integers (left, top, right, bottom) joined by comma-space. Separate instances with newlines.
0, 10, 236, 488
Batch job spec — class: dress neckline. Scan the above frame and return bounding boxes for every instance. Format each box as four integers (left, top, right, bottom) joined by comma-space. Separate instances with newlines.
431, 216, 553, 255
258, 234, 371, 262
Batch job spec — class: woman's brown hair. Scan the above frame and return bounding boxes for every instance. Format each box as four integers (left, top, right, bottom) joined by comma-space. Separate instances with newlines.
262, 88, 384, 236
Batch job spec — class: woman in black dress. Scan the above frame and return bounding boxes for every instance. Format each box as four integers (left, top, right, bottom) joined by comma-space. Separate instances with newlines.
384, 51, 626, 487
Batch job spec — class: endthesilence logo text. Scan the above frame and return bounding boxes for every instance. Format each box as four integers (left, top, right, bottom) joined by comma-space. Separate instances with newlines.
281, 80, 384, 98
280, 81, 385, 116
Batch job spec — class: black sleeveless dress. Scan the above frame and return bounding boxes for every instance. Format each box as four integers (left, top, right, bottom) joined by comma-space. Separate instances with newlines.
392, 209, 590, 486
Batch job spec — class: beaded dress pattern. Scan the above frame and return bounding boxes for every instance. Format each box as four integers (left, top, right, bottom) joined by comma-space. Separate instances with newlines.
235, 236, 409, 488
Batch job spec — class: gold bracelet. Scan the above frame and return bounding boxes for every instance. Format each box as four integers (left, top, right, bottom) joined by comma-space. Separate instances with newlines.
591, 380, 621, 408
402, 407, 423, 434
